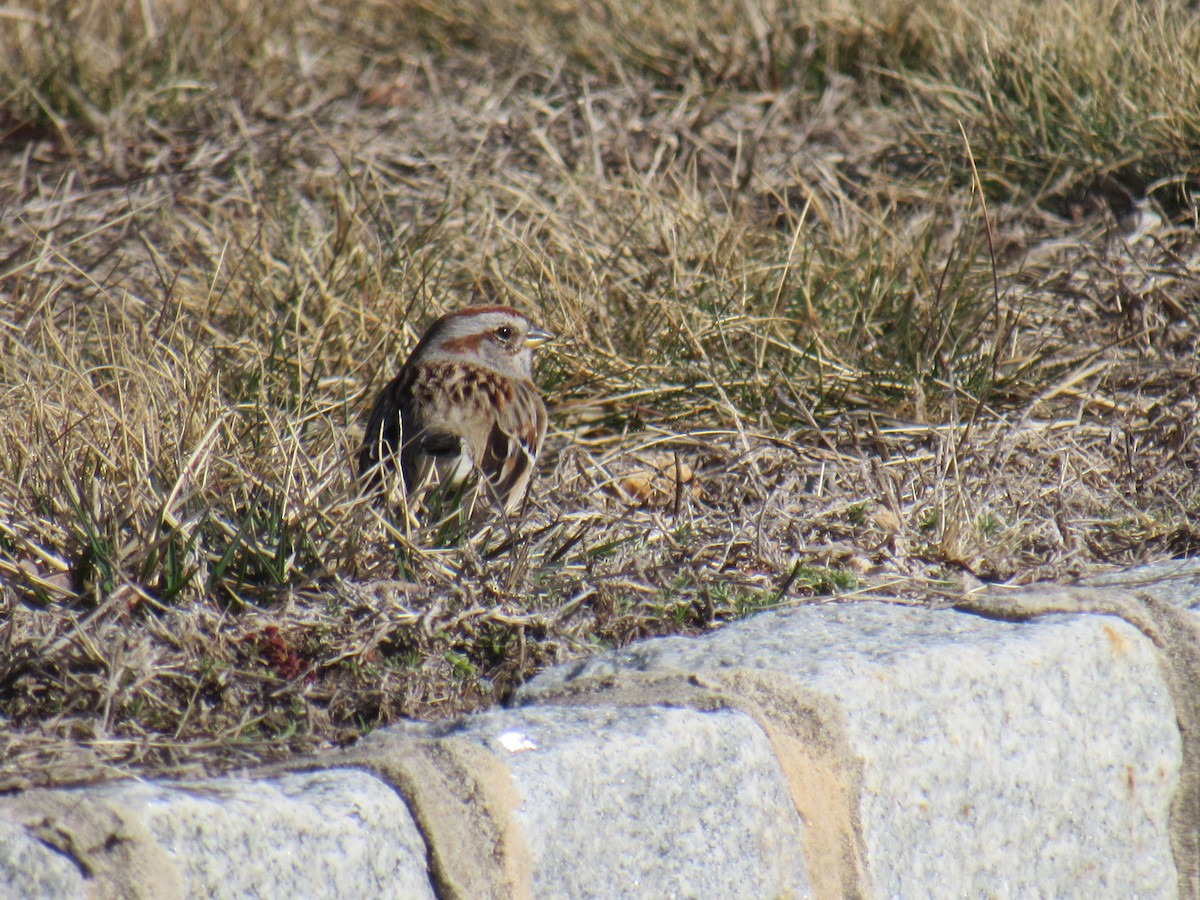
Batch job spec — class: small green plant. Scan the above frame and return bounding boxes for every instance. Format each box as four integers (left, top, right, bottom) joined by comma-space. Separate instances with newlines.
732, 589, 776, 619
444, 651, 477, 682
977, 513, 1002, 539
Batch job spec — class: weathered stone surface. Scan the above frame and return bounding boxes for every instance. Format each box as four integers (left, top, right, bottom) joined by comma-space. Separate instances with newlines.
0, 817, 85, 899
280, 732, 532, 899
957, 561, 1200, 899
1085, 556, 1200, 604
519, 598, 1185, 897
0, 768, 433, 899
361, 704, 811, 898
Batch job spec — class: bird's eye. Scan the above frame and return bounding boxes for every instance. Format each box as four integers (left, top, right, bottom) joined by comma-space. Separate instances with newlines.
496, 325, 514, 341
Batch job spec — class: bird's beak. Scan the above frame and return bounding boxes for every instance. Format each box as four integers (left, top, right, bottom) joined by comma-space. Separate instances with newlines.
526, 326, 555, 348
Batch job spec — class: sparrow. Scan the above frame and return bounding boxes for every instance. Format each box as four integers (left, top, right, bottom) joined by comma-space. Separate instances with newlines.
358, 305, 553, 516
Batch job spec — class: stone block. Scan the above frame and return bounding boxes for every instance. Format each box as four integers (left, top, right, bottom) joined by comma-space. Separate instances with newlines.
359, 703, 811, 898
0, 768, 433, 899
520, 598, 1184, 897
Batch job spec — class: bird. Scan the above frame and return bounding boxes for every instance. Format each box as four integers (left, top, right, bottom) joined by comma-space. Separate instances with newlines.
358, 305, 554, 516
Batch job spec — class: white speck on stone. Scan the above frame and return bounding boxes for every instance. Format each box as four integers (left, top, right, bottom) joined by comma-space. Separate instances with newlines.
498, 731, 539, 753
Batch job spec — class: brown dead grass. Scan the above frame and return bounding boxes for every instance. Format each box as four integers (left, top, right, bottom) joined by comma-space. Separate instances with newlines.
1, 0, 1198, 788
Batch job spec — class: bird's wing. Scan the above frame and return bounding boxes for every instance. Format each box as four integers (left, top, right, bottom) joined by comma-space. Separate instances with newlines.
358, 369, 410, 486
481, 379, 548, 513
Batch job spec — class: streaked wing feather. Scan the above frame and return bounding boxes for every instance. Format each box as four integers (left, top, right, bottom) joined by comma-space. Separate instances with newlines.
481, 380, 547, 512
358, 369, 410, 485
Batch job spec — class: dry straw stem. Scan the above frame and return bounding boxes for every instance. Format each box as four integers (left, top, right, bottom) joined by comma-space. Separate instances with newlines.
1, 0, 1198, 785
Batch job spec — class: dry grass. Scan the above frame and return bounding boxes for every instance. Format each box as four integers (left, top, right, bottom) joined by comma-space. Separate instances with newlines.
1, 0, 1198, 788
